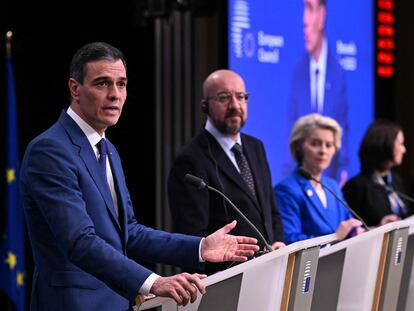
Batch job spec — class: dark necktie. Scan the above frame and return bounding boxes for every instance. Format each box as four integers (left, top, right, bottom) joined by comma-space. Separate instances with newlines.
313, 68, 319, 112
97, 138, 108, 182
232, 143, 256, 198
97, 138, 119, 216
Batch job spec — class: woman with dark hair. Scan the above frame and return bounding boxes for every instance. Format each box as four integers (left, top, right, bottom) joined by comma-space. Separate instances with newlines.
343, 120, 410, 227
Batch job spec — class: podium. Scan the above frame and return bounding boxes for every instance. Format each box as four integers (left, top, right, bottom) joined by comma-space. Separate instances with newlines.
312, 221, 409, 311
137, 233, 337, 311
137, 219, 414, 311
397, 215, 414, 310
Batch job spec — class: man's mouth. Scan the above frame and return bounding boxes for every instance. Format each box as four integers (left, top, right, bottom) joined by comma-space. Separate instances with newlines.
103, 106, 119, 112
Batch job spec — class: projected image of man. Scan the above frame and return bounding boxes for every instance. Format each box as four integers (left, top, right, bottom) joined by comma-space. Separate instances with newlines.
287, 0, 349, 184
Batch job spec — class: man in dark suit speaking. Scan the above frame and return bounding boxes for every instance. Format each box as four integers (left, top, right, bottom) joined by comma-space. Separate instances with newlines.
168, 69, 284, 275
288, 0, 349, 183
20, 42, 259, 311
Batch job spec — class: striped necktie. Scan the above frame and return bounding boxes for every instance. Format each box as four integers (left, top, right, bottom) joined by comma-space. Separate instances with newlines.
232, 143, 256, 198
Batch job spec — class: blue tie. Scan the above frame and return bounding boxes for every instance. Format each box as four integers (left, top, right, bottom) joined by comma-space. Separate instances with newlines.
313, 68, 319, 112
97, 138, 108, 180
97, 138, 119, 216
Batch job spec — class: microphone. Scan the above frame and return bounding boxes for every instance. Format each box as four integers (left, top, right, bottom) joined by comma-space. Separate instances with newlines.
297, 167, 370, 230
184, 173, 273, 252
184, 174, 207, 190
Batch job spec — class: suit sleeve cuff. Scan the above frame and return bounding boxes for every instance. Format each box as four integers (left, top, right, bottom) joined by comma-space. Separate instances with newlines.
139, 273, 160, 295
199, 237, 205, 262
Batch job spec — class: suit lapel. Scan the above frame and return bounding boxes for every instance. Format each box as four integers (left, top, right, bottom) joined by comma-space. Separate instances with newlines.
106, 142, 128, 244
324, 49, 339, 112
59, 112, 122, 232
202, 130, 259, 208
304, 55, 312, 108
297, 173, 336, 232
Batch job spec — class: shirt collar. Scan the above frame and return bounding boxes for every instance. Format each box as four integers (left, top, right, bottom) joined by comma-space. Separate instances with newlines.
66, 106, 104, 148
205, 119, 241, 152
371, 171, 392, 186
310, 37, 327, 72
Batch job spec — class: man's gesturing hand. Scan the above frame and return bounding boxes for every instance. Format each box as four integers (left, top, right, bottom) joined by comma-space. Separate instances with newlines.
201, 220, 259, 262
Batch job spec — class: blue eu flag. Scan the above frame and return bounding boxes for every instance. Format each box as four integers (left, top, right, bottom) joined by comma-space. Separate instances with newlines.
0, 42, 26, 311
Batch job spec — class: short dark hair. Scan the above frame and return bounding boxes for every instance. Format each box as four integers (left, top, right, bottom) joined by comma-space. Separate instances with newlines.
359, 120, 402, 173
318, 0, 326, 6
69, 42, 126, 84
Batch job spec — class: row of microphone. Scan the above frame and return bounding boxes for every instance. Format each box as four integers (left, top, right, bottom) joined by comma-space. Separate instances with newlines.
184, 168, 414, 252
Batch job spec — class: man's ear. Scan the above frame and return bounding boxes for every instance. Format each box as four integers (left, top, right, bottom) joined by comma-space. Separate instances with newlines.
201, 99, 209, 114
68, 78, 80, 102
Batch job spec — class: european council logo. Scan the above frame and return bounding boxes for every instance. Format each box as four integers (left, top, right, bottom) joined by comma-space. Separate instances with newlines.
302, 260, 312, 293
230, 0, 255, 59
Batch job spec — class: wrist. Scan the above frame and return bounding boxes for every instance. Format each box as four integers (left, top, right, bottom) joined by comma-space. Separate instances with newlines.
199, 237, 206, 262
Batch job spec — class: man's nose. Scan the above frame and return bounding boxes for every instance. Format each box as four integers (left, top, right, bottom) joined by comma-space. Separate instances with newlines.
228, 94, 242, 109
108, 85, 121, 100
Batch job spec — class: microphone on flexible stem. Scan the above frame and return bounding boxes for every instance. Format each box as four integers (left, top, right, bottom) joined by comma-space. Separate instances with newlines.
184, 173, 273, 252
297, 167, 370, 231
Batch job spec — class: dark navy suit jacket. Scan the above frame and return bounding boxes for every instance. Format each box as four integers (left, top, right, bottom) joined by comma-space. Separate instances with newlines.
274, 168, 352, 244
168, 129, 283, 274
20, 111, 201, 311
287, 47, 349, 180
343, 170, 412, 226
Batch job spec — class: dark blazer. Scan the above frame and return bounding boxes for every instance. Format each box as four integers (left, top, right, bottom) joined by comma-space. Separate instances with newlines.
274, 168, 352, 244
168, 129, 283, 274
287, 46, 349, 180
343, 171, 412, 227
20, 111, 201, 311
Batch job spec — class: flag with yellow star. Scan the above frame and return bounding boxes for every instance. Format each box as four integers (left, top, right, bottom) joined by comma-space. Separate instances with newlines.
0, 40, 26, 311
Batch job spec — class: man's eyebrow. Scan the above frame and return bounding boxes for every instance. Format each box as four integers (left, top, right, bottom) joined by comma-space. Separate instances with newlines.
92, 76, 110, 83
92, 76, 128, 83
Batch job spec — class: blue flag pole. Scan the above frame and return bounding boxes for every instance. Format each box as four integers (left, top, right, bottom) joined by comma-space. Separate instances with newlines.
0, 31, 26, 311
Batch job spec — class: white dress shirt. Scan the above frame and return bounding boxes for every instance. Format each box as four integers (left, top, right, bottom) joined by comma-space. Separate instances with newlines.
205, 120, 242, 172
310, 37, 328, 113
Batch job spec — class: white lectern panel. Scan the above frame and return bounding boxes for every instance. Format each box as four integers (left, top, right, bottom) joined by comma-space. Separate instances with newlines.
137, 234, 337, 311
318, 221, 408, 311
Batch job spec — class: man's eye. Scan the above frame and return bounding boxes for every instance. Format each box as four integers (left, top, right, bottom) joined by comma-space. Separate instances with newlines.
236, 93, 247, 101
217, 94, 231, 102
96, 81, 108, 87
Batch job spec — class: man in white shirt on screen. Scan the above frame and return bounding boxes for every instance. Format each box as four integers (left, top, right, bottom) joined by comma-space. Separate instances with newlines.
287, 0, 349, 185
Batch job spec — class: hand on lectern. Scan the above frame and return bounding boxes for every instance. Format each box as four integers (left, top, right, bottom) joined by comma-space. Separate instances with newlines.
380, 214, 401, 226
149, 273, 207, 306
335, 218, 365, 240
201, 220, 259, 262
271, 241, 286, 250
